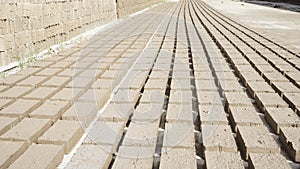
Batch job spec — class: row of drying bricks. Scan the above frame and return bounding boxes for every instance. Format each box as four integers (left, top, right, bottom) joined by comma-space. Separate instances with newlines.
0, 28, 156, 169
191, 3, 300, 168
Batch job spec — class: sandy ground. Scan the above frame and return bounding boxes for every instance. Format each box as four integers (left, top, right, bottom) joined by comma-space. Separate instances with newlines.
201, 0, 300, 51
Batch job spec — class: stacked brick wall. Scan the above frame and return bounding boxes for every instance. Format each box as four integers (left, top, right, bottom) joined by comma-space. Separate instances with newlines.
0, 0, 116, 67
117, 0, 162, 18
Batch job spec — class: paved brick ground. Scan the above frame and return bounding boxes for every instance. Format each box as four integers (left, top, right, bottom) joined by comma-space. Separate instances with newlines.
0, 0, 300, 168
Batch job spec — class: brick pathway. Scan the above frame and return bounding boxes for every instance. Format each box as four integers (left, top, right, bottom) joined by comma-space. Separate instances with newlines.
0, 0, 300, 168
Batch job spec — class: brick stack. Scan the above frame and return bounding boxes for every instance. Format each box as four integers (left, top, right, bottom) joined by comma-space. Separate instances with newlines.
117, 0, 162, 18
0, 0, 116, 67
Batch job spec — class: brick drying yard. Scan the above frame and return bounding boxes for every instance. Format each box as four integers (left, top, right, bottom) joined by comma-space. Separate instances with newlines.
0, 0, 300, 168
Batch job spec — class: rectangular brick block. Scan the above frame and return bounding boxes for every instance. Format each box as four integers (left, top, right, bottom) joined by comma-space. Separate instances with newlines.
228, 106, 263, 132
51, 88, 83, 101
202, 124, 237, 152
131, 103, 163, 122
265, 107, 300, 134
17, 76, 49, 87
0, 99, 41, 118
279, 127, 300, 162
237, 126, 280, 160
0, 117, 19, 135
195, 79, 218, 91
255, 92, 289, 111
30, 100, 70, 121
112, 146, 154, 169
112, 89, 140, 104
166, 104, 194, 123
122, 121, 159, 146
144, 79, 168, 90
199, 104, 228, 125
224, 92, 253, 108
23, 87, 57, 101
0, 118, 51, 142
0, 141, 28, 169
160, 148, 197, 169
169, 90, 193, 104
246, 81, 275, 98
248, 153, 291, 169
42, 76, 71, 88
139, 89, 166, 104
66, 145, 113, 169
163, 122, 195, 148
8, 144, 64, 169
205, 151, 244, 169
98, 103, 133, 122
84, 121, 125, 152
0, 86, 33, 99
197, 91, 223, 105
38, 120, 84, 153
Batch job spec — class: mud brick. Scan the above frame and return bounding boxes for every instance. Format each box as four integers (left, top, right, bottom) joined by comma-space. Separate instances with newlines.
272, 82, 300, 93
0, 74, 28, 86
265, 107, 300, 134
202, 124, 237, 152
51, 88, 83, 101
98, 103, 133, 122
0, 141, 28, 169
66, 145, 113, 169
131, 103, 163, 122
0, 86, 33, 99
263, 72, 289, 83
240, 71, 263, 83
172, 70, 192, 79
171, 79, 192, 90
0, 99, 41, 118
224, 92, 253, 108
163, 122, 195, 148
284, 93, 300, 113
0, 117, 19, 135
237, 126, 280, 160
228, 106, 263, 132
195, 79, 218, 91
112, 146, 154, 169
0, 98, 12, 109
119, 77, 146, 90
205, 151, 244, 169
30, 100, 70, 121
123, 121, 159, 146
198, 91, 223, 105
92, 78, 116, 90
246, 81, 275, 98
23, 87, 57, 100
66, 77, 93, 89
17, 76, 49, 87
150, 70, 170, 79
166, 103, 194, 123
160, 148, 197, 169
42, 76, 71, 87
169, 90, 193, 104
35, 68, 62, 76
112, 89, 140, 104
219, 80, 244, 92
144, 79, 168, 89
194, 71, 214, 80
78, 89, 110, 107
140, 89, 165, 103
84, 121, 125, 152
199, 104, 228, 125
38, 120, 84, 153
279, 127, 300, 162
8, 144, 64, 169
0, 118, 51, 142
248, 153, 291, 169
255, 92, 289, 111
215, 71, 238, 80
